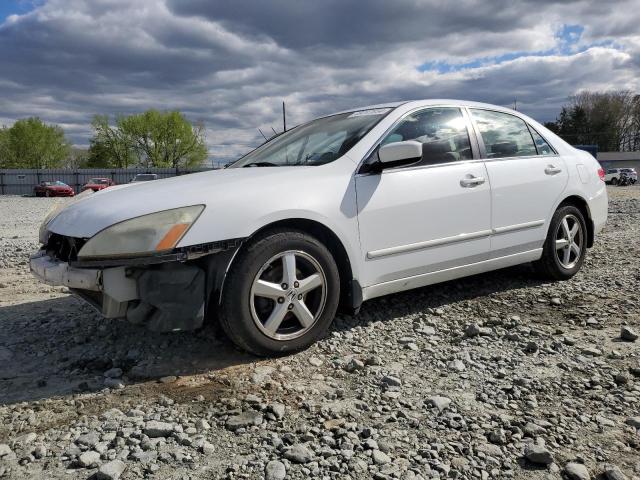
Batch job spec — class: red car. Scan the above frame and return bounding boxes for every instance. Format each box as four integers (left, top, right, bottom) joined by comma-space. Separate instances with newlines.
82, 177, 116, 192
34, 181, 75, 197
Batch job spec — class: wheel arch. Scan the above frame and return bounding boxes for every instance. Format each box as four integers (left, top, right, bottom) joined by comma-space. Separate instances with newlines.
217, 217, 362, 314
557, 195, 594, 248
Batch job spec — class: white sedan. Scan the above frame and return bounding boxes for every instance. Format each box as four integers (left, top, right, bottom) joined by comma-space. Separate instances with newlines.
30, 100, 608, 355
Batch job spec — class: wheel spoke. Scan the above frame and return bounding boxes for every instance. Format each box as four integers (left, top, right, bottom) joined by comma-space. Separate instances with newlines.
569, 222, 579, 240
570, 243, 581, 258
555, 238, 569, 250
563, 247, 571, 265
263, 302, 289, 335
282, 253, 297, 285
561, 218, 571, 239
297, 273, 322, 294
292, 299, 315, 327
254, 279, 283, 299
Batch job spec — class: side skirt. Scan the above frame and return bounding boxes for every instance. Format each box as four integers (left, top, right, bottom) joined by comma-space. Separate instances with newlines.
362, 248, 542, 301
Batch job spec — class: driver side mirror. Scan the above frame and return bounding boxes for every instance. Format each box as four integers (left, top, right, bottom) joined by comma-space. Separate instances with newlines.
377, 140, 423, 169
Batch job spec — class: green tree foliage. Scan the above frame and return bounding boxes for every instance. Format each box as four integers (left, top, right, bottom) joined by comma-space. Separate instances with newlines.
91, 115, 136, 168
90, 110, 207, 168
545, 91, 640, 151
0, 117, 71, 168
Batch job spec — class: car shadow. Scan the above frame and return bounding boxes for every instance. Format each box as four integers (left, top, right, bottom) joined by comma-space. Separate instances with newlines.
0, 264, 546, 406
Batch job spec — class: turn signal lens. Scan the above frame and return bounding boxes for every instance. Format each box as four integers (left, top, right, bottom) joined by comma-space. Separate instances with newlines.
155, 223, 190, 251
597, 168, 605, 181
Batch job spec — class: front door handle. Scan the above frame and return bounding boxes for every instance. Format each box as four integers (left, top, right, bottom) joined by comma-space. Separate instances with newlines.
545, 165, 562, 175
460, 175, 485, 187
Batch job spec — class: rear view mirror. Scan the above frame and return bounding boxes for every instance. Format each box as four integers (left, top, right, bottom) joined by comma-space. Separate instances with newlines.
378, 140, 423, 166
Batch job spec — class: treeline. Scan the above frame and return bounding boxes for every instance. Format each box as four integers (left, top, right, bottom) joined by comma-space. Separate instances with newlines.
0, 110, 207, 169
544, 90, 640, 151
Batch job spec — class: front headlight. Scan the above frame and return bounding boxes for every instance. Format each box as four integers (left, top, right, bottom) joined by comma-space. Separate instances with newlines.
78, 205, 204, 259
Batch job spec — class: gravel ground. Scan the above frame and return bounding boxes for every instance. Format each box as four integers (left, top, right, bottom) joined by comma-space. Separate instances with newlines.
0, 187, 639, 480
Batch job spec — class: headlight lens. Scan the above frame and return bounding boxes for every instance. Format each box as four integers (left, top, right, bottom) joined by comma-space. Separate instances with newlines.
78, 205, 204, 259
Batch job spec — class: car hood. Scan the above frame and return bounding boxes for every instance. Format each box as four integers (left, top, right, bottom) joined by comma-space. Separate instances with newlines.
46, 167, 316, 238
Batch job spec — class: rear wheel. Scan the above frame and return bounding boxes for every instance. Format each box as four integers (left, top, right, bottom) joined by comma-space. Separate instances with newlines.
533, 205, 587, 280
611, 177, 618, 186
219, 229, 340, 356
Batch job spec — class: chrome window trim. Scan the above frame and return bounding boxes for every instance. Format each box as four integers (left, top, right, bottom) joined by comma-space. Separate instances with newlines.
355, 104, 480, 176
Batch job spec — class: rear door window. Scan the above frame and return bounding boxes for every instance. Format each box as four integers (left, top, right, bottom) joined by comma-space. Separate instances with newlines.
470, 109, 537, 159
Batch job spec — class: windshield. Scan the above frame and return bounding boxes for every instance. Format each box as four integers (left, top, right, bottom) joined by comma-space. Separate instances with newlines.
89, 178, 108, 184
53, 181, 67, 186
229, 108, 391, 168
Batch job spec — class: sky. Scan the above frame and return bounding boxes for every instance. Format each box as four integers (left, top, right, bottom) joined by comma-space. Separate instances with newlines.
1, 0, 639, 165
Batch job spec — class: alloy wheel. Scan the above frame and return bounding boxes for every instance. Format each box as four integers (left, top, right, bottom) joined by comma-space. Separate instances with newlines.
554, 214, 583, 269
249, 250, 327, 341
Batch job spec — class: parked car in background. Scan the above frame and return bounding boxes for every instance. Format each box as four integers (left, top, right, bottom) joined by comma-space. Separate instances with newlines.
82, 178, 115, 192
620, 168, 637, 184
34, 181, 75, 197
604, 168, 637, 185
130, 173, 158, 183
30, 99, 607, 356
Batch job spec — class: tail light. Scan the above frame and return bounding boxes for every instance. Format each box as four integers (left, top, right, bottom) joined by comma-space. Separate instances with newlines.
597, 168, 605, 181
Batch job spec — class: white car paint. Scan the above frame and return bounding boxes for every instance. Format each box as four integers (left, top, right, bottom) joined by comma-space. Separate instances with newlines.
35, 99, 608, 309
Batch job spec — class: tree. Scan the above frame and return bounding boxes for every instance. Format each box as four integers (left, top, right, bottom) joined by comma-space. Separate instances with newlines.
90, 115, 136, 168
118, 110, 207, 168
546, 90, 640, 151
0, 117, 70, 168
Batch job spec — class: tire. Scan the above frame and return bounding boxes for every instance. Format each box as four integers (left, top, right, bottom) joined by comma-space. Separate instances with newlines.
219, 229, 340, 356
533, 205, 587, 280
611, 177, 618, 186
45, 190, 52, 197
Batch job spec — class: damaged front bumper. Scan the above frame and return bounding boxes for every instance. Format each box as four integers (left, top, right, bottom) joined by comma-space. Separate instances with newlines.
29, 251, 207, 332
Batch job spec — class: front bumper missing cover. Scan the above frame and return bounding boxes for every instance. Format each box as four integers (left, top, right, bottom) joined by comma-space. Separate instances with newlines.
30, 250, 138, 318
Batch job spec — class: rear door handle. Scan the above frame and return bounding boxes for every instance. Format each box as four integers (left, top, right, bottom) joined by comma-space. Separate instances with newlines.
545, 165, 562, 175
460, 175, 485, 187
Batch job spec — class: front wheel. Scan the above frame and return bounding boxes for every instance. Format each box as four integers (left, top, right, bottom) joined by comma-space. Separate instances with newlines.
611, 177, 618, 186
219, 229, 340, 356
533, 205, 587, 280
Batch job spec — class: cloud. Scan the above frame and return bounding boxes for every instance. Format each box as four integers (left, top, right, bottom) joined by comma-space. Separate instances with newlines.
0, 0, 639, 164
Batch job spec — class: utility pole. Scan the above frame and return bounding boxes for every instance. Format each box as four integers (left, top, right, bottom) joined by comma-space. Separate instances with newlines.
513, 98, 517, 111
282, 101, 287, 132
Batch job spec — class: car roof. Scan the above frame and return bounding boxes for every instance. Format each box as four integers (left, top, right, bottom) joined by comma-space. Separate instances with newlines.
334, 99, 518, 116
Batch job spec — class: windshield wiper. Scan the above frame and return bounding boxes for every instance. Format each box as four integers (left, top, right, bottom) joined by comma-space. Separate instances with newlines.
242, 162, 279, 168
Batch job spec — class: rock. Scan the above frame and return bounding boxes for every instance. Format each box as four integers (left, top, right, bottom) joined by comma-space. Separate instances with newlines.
448, 359, 465, 372
523, 422, 546, 436
427, 396, 451, 411
489, 429, 507, 445
365, 355, 382, 366
265, 460, 286, 480
465, 323, 481, 337
12, 432, 37, 446
565, 462, 590, 480
32, 445, 47, 459
524, 444, 553, 465
620, 326, 638, 342
78, 450, 101, 468
372, 449, 391, 465
96, 459, 126, 480
624, 417, 640, 429
76, 431, 100, 447
581, 346, 602, 357
104, 377, 125, 389
144, 420, 175, 438
103, 367, 122, 378
381, 375, 402, 387
226, 411, 263, 431
524, 341, 538, 353
308, 356, 323, 367
268, 402, 286, 419
603, 463, 628, 480
200, 442, 215, 454
0, 444, 12, 458
344, 358, 365, 372
195, 418, 210, 431
284, 444, 313, 464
